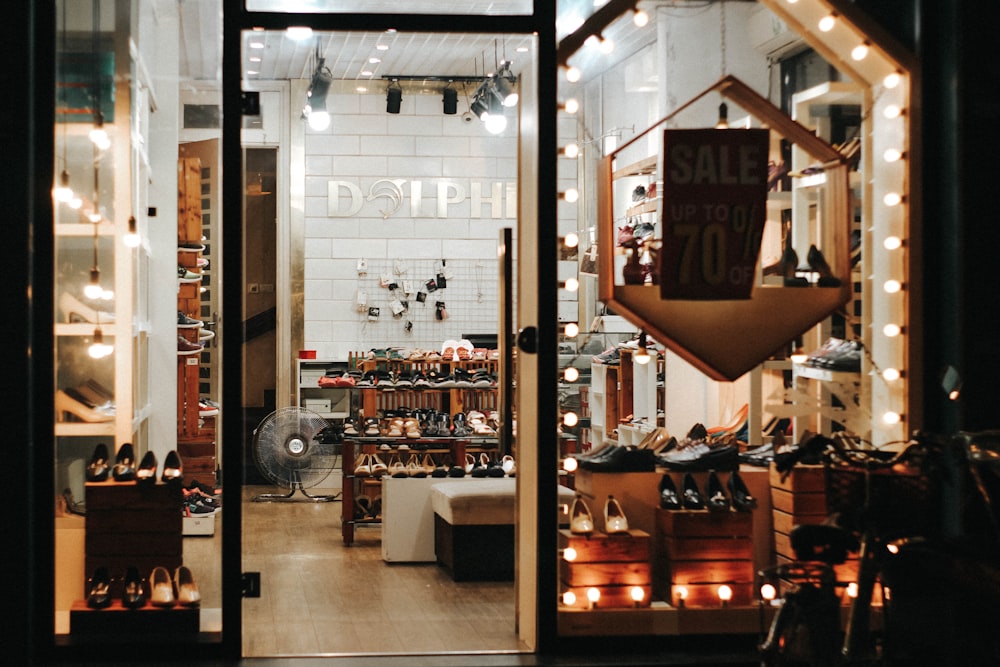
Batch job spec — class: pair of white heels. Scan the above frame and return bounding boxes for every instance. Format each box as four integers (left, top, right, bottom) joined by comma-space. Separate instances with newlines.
569, 494, 629, 535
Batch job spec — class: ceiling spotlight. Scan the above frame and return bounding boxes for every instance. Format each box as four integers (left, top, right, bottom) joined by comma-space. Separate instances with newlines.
386, 80, 402, 114
494, 61, 519, 107
470, 94, 490, 121
443, 86, 458, 115
305, 57, 334, 131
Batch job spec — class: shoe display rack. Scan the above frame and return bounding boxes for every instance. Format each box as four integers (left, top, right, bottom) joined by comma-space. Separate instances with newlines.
176, 156, 217, 490
588, 347, 658, 451
558, 528, 653, 609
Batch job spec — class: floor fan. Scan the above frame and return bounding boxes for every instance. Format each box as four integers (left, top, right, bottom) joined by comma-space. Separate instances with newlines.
251, 407, 340, 502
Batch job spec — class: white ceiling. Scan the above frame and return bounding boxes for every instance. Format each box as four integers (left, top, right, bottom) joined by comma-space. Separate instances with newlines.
176, 0, 657, 86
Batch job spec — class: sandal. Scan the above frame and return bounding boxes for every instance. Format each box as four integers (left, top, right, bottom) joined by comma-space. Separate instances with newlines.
370, 454, 388, 477
353, 453, 372, 477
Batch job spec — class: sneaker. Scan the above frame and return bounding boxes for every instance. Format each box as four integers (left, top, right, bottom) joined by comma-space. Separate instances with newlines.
178, 266, 202, 283
177, 311, 203, 328
177, 242, 206, 253
592, 347, 620, 365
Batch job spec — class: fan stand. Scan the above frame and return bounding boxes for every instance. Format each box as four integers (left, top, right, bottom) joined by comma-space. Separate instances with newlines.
252, 470, 341, 503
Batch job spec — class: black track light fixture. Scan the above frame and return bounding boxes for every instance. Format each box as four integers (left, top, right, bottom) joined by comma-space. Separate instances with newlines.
386, 80, 402, 114
304, 56, 334, 131
443, 86, 458, 115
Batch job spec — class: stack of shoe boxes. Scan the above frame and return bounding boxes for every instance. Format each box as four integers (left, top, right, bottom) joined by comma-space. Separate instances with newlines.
558, 528, 652, 609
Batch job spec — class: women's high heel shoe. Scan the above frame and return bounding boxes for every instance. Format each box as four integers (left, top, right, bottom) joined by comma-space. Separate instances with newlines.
369, 453, 388, 477
161, 450, 183, 483
149, 566, 176, 607
780, 246, 809, 287
705, 471, 731, 512
569, 494, 595, 535
86, 443, 110, 482
86, 566, 112, 609
659, 474, 681, 510
112, 443, 137, 482
174, 565, 201, 607
55, 388, 115, 423
604, 495, 629, 534
121, 565, 147, 609
682, 473, 705, 510
807, 244, 841, 286
136, 451, 158, 484
728, 471, 758, 511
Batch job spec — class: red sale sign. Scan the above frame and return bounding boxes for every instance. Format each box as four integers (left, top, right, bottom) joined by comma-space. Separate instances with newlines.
659, 128, 769, 300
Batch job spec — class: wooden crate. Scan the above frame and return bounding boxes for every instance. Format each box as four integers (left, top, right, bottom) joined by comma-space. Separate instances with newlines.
559, 529, 652, 608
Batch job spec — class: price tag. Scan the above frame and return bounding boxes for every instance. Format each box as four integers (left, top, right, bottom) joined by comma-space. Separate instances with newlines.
658, 128, 768, 300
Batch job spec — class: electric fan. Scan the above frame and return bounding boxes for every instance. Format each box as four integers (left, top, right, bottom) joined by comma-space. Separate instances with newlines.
251, 407, 340, 502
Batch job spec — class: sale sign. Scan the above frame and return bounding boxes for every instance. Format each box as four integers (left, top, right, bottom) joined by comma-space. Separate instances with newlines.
659, 128, 769, 300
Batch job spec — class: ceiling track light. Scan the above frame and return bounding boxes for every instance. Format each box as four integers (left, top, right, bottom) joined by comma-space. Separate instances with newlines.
386, 79, 402, 114
442, 86, 458, 115
304, 50, 334, 131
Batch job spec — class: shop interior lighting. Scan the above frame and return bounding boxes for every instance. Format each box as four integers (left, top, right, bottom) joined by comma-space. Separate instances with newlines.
561, 188, 580, 203
303, 50, 334, 131
561, 98, 580, 114
54, 169, 73, 202
563, 232, 580, 248
883, 148, 903, 162
883, 104, 903, 119
88, 326, 113, 359
883, 279, 903, 294
563, 412, 579, 427
564, 322, 580, 337
883, 192, 903, 206
493, 61, 519, 107
563, 366, 580, 383
386, 80, 402, 114
633, 9, 649, 27
846, 582, 859, 598
818, 13, 836, 32
562, 590, 577, 606
760, 583, 777, 601
884, 71, 901, 88
717, 584, 733, 606
674, 586, 688, 607
85, 267, 103, 299
634, 331, 651, 364
882, 411, 902, 425
123, 214, 141, 248
563, 547, 578, 562
562, 456, 578, 472
565, 66, 582, 83
562, 143, 580, 158
883, 323, 902, 337
286, 26, 312, 41
851, 42, 870, 61
631, 587, 645, 605
563, 278, 580, 292
442, 86, 458, 115
883, 236, 903, 250
715, 102, 729, 129
882, 368, 901, 382
586, 587, 601, 605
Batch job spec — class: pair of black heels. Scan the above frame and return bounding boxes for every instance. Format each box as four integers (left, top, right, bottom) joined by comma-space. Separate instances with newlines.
86, 443, 182, 484
780, 244, 841, 287
85, 565, 146, 609
659, 471, 757, 512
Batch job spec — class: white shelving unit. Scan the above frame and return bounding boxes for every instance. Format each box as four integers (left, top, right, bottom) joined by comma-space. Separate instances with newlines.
296, 359, 352, 419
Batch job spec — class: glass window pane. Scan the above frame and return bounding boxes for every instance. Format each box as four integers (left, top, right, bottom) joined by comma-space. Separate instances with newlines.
245, 0, 531, 15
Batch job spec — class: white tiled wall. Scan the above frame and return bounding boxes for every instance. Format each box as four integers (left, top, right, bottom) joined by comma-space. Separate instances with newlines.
303, 89, 524, 359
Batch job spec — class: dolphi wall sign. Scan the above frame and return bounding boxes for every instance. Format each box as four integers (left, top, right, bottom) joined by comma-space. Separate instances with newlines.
328, 179, 517, 220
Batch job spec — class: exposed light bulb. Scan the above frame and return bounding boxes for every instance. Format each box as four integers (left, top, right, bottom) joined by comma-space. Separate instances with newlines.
883, 323, 902, 337
818, 14, 836, 32
599, 38, 615, 55
308, 111, 331, 131
88, 209, 102, 223
562, 143, 580, 158
123, 215, 141, 248
882, 411, 902, 425
286, 26, 312, 40
562, 456, 578, 472
883, 368, 901, 381
586, 587, 601, 603
883, 236, 903, 250
564, 232, 580, 248
847, 582, 859, 598
562, 591, 577, 606
564, 367, 580, 383
564, 322, 580, 337
69, 197, 83, 209
760, 583, 777, 601
84, 268, 103, 299
883, 148, 903, 162
884, 279, 902, 294
631, 587, 645, 603
562, 188, 579, 203
633, 10, 649, 27
565, 66, 582, 83
884, 72, 901, 89
562, 98, 579, 114
883, 104, 902, 119
851, 43, 870, 61
484, 112, 507, 134
563, 547, 577, 562
883, 192, 903, 206
563, 278, 579, 292
563, 412, 579, 427
89, 126, 110, 150
53, 170, 73, 202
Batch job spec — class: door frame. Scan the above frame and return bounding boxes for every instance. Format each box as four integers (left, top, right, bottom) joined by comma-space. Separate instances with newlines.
220, 1, 559, 658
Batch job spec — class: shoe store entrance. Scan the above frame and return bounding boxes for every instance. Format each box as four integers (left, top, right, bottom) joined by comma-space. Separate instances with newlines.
231, 9, 552, 658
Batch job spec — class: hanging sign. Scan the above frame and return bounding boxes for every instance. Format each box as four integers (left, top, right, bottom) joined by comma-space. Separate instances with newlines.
659, 128, 769, 300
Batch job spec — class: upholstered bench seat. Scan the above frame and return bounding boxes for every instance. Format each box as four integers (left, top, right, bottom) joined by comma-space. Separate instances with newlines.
430, 478, 575, 581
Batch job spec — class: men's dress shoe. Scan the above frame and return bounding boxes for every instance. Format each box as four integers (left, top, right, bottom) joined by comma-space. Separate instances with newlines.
177, 335, 204, 355
682, 474, 705, 510
705, 472, 731, 512
86, 443, 110, 482
86, 566, 112, 609
570, 494, 595, 534
659, 443, 739, 472
136, 450, 158, 484
739, 443, 774, 467
659, 474, 681, 510
728, 471, 758, 511
161, 450, 183, 483
604, 495, 629, 534
175, 566, 201, 607
112, 443, 137, 482
149, 566, 176, 607
122, 566, 147, 608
